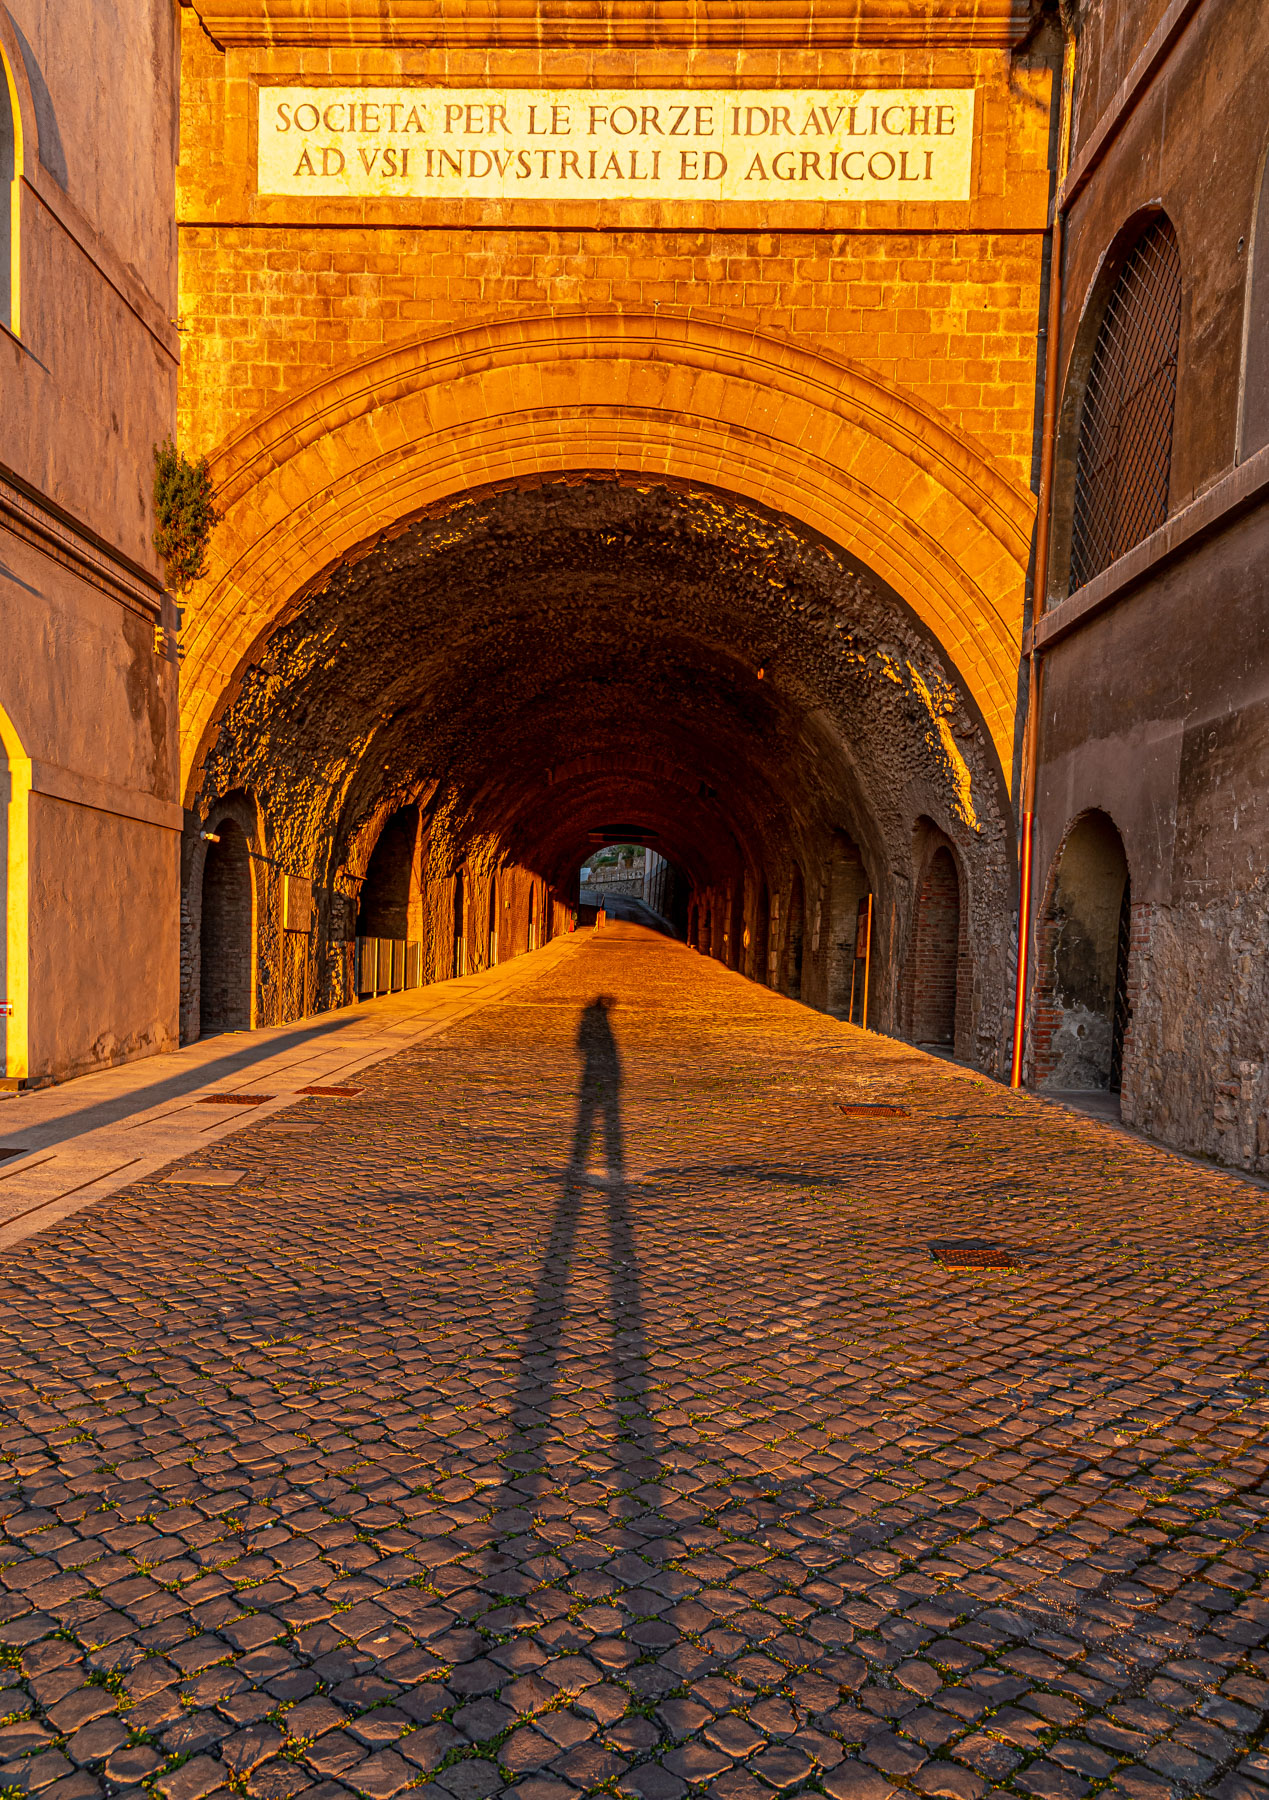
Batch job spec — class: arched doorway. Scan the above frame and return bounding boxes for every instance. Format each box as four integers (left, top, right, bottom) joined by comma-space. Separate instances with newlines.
453, 868, 466, 976
0, 734, 12, 1079
0, 709, 29, 1082
783, 867, 806, 999
358, 809, 416, 938
826, 835, 870, 1016
726, 884, 743, 970
1034, 812, 1132, 1092
912, 847, 961, 1049
751, 881, 770, 985
200, 821, 252, 1033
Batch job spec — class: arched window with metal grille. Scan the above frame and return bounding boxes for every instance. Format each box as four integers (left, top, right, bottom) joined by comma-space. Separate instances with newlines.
1068, 217, 1182, 592
1239, 145, 1269, 461
1, 48, 16, 332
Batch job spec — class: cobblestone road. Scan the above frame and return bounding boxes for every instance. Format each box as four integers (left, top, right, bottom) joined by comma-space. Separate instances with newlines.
1, 925, 1268, 1800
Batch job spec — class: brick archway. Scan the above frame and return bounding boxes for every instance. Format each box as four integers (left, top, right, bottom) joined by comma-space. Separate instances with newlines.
180, 309, 1035, 800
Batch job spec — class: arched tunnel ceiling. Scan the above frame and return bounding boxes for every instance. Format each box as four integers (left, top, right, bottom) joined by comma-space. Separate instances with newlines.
196, 479, 1010, 897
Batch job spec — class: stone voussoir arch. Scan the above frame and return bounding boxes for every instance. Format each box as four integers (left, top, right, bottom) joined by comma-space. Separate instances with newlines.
181, 308, 1037, 801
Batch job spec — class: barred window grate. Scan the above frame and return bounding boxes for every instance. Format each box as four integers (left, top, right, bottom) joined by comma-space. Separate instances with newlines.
1069, 218, 1182, 592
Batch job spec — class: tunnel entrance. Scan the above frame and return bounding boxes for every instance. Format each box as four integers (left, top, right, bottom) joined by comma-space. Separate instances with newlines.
188, 479, 1015, 1067
199, 820, 252, 1034
580, 841, 684, 934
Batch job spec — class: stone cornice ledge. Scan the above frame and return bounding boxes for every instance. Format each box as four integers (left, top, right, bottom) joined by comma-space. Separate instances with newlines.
183, 0, 1039, 50
28, 761, 183, 833
0, 460, 166, 620
1029, 441, 1269, 655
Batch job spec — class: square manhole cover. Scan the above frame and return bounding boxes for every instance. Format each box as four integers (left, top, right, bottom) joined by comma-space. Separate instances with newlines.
839, 1102, 909, 1117
197, 1093, 274, 1106
297, 1085, 364, 1097
930, 1238, 1020, 1270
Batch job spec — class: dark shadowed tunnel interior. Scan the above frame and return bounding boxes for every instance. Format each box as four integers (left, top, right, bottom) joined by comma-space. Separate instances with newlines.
183, 478, 1014, 1067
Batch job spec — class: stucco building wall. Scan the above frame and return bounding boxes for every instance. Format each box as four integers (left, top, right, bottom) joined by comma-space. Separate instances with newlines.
1027, 0, 1269, 1173
0, 0, 180, 1085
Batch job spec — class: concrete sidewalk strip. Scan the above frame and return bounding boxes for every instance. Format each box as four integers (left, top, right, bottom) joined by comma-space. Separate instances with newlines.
0, 935, 580, 1249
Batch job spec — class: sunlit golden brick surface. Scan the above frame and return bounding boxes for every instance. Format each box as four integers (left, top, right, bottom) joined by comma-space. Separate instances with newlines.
0, 928, 1265, 1800
172, 22, 1052, 795
175, 24, 1053, 491
176, 228, 1043, 483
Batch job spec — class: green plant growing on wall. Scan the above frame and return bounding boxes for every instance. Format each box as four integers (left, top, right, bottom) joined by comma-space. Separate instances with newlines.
152, 438, 221, 592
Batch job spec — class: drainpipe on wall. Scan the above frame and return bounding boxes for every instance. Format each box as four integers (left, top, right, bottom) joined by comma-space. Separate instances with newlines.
1010, 21, 1077, 1088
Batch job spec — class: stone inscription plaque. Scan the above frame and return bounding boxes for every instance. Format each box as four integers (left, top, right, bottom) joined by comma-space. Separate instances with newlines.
258, 88, 976, 205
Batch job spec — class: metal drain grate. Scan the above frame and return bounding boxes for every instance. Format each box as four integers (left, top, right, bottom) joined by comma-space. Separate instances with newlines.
0, 1148, 29, 1162
196, 1093, 274, 1106
297, 1085, 363, 1098
930, 1238, 1020, 1270
839, 1102, 909, 1117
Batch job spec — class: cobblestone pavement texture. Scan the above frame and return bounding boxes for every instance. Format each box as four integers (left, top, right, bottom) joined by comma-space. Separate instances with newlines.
0, 925, 1267, 1800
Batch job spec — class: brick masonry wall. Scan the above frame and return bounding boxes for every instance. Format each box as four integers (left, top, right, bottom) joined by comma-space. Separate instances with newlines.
953, 889, 973, 1059
176, 24, 1053, 493
911, 847, 960, 1045
177, 226, 1045, 488
1029, 905, 1064, 1090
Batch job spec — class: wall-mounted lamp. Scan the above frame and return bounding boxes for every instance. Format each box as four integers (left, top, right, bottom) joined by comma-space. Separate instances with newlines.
200, 831, 221, 843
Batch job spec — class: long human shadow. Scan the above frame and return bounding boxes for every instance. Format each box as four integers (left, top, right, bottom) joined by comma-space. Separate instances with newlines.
485, 993, 664, 1628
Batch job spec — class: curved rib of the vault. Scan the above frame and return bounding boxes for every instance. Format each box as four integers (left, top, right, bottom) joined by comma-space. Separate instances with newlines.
179, 310, 1036, 798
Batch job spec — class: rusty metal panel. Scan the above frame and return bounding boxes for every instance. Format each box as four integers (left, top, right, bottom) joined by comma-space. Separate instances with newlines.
284, 873, 313, 933
930, 1238, 1020, 1270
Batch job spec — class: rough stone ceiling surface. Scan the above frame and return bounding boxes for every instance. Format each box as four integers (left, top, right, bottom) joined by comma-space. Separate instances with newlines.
198, 479, 1010, 899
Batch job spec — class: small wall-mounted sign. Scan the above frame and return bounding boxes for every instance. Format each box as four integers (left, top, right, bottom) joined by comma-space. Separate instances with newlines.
284, 874, 314, 934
